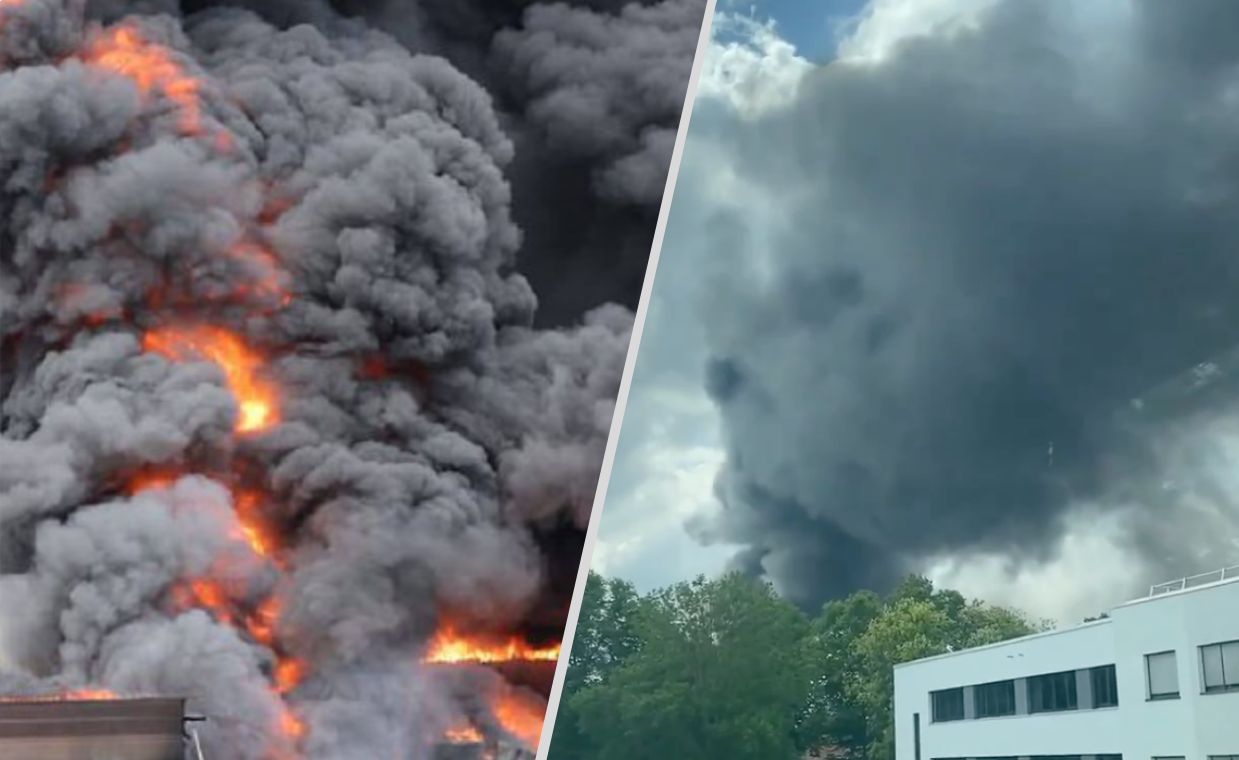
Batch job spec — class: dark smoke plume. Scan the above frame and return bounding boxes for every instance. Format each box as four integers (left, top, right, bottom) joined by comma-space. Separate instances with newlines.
0, 0, 700, 757
169, 0, 707, 325
690, 0, 1239, 610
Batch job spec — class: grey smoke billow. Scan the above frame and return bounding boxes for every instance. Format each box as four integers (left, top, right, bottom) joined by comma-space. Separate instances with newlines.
0, 0, 685, 757
174, 0, 708, 325
690, 0, 1239, 610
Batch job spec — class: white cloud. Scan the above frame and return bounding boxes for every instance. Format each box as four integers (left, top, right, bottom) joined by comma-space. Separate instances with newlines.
836, 0, 998, 63
698, 12, 812, 115
924, 510, 1142, 626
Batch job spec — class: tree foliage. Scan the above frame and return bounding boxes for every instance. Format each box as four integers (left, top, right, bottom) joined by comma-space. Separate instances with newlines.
551, 573, 1046, 760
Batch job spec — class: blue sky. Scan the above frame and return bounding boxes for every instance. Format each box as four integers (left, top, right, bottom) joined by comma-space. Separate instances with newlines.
723, 0, 867, 61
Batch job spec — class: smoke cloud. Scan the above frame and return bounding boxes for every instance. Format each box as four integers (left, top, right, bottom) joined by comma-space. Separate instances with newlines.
0, 0, 700, 757
689, 0, 1239, 610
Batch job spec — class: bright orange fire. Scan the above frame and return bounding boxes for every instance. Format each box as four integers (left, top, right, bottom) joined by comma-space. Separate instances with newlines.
171, 580, 236, 627
424, 626, 560, 665
493, 692, 545, 750
274, 658, 304, 695
233, 490, 282, 561
86, 26, 203, 136
143, 326, 278, 434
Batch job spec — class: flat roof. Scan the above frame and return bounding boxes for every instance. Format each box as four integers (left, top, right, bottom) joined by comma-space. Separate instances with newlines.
895, 565, 1239, 671
892, 617, 1112, 670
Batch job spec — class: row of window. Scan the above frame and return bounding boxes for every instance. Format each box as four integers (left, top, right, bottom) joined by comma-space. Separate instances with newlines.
1146, 640, 1239, 699
930, 637, 1239, 723
931, 665, 1118, 722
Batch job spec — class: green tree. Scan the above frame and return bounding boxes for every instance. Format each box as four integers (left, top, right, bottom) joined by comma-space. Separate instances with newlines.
568, 573, 812, 760
550, 572, 644, 759
797, 590, 882, 756
823, 577, 1047, 759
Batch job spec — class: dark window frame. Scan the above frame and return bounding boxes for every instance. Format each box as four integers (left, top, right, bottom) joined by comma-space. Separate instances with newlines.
1090, 664, 1119, 708
1027, 670, 1078, 714
930, 687, 965, 723
974, 679, 1016, 718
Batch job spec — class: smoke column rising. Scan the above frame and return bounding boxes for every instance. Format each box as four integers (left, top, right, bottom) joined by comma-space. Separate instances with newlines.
688, 0, 1239, 611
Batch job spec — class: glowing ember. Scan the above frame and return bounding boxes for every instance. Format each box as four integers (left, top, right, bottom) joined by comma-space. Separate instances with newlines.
424, 626, 560, 665
228, 241, 290, 306
86, 26, 203, 136
63, 688, 118, 701
493, 692, 545, 750
124, 470, 180, 495
0, 689, 121, 703
143, 326, 279, 434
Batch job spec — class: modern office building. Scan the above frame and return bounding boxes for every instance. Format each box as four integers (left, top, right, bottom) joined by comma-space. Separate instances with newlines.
893, 566, 1239, 760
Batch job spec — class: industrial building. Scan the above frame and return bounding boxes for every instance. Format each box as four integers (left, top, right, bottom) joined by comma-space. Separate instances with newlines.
893, 566, 1239, 759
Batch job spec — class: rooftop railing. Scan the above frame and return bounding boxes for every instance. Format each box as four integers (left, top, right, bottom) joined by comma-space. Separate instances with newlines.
1148, 565, 1239, 597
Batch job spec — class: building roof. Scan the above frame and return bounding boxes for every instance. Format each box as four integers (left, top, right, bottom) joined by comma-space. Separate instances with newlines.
894, 564, 1239, 671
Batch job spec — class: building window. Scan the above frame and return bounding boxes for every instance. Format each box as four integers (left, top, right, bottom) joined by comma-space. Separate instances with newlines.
1146, 650, 1180, 699
974, 679, 1015, 717
1090, 664, 1119, 707
930, 687, 964, 722
1201, 640, 1239, 694
912, 713, 920, 760
1027, 670, 1078, 713
1207, 756, 1239, 760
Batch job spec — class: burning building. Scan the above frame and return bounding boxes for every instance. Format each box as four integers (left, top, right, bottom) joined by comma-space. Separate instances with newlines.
0, 0, 697, 758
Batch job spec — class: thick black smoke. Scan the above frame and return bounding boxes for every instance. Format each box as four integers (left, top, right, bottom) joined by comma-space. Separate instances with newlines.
170, 0, 707, 325
691, 0, 1239, 610
0, 0, 698, 757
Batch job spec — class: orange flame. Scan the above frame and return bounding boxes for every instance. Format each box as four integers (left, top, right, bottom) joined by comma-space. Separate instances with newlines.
0, 689, 119, 704
63, 688, 118, 700
124, 469, 180, 495
274, 658, 304, 695
493, 692, 545, 750
424, 626, 560, 665
233, 489, 282, 561
444, 722, 484, 745
171, 580, 236, 627
143, 326, 279, 434
86, 26, 203, 136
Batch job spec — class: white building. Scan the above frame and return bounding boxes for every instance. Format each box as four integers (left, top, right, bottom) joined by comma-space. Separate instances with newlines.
893, 567, 1239, 760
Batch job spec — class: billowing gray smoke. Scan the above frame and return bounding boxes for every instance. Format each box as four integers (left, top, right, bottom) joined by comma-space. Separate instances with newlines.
168, 0, 707, 325
0, 0, 684, 757
691, 0, 1239, 610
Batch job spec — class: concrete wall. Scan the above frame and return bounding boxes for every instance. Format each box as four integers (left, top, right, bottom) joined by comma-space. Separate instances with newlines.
892, 577, 1239, 759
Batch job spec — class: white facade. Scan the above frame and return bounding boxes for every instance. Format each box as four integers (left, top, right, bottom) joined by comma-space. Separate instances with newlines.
893, 569, 1239, 760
